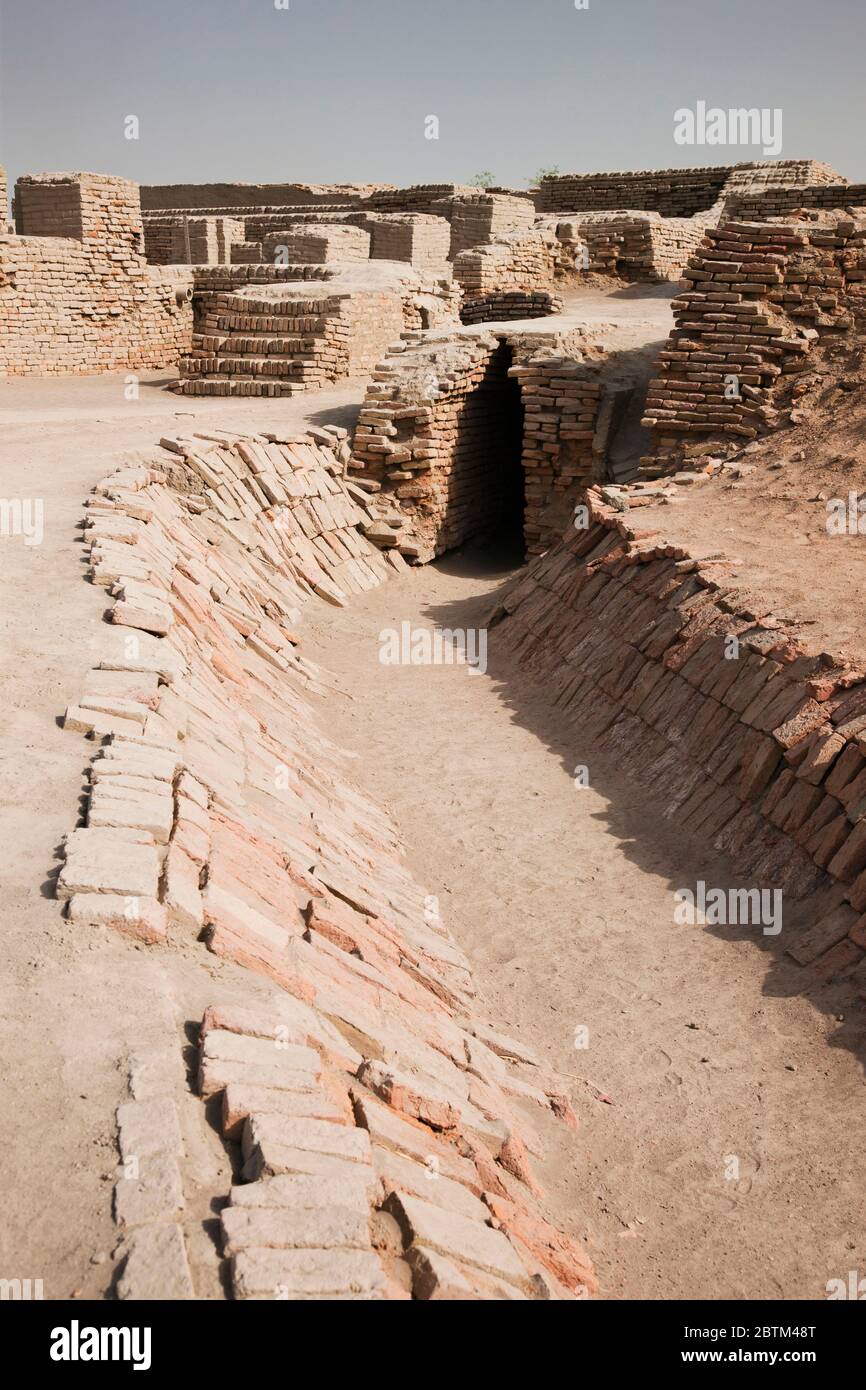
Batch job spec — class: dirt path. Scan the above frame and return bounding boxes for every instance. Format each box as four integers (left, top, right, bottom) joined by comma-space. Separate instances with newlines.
302, 542, 866, 1301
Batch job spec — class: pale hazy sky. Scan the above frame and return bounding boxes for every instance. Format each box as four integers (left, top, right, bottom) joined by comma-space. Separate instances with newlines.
1, 0, 864, 196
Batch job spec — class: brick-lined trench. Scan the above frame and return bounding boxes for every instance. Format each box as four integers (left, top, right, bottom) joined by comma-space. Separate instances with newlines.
303, 542, 866, 1300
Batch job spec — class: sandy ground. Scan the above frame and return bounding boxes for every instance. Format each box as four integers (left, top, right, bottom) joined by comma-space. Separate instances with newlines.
302, 541, 866, 1301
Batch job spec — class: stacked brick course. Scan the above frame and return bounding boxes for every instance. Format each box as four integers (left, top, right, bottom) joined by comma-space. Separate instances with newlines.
57, 432, 597, 1300
363, 214, 451, 272
0, 174, 193, 376
460, 289, 562, 325
144, 216, 245, 265
642, 213, 866, 448
454, 229, 558, 299
0, 167, 8, 230
725, 184, 866, 223
509, 356, 603, 554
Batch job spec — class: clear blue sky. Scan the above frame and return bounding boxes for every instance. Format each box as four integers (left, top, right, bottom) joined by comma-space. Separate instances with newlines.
1, 0, 864, 195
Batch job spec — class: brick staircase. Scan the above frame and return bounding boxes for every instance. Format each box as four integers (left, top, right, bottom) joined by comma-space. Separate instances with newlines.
176, 289, 349, 396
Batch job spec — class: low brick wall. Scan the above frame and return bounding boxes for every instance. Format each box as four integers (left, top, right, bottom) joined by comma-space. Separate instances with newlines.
262, 225, 371, 264
444, 193, 536, 259
725, 184, 866, 223
490, 486, 866, 984
552, 212, 708, 282
453, 229, 558, 296
460, 289, 562, 325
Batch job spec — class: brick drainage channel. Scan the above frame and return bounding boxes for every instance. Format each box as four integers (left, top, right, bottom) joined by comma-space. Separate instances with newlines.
302, 539, 866, 1300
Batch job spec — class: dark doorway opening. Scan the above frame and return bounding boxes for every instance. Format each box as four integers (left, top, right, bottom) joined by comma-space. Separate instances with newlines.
441, 340, 526, 563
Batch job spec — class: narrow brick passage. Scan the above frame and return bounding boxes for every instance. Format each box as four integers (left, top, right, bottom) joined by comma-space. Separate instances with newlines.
302, 543, 866, 1300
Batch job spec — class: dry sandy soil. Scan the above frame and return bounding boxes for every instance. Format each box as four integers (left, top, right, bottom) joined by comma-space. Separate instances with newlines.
1, 282, 864, 1301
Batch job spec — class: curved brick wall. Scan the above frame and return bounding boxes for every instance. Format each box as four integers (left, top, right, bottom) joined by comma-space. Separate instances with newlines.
56, 427, 596, 1301
490, 488, 866, 977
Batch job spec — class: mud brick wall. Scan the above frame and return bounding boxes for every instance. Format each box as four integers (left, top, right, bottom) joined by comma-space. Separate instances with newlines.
642, 213, 866, 449
0, 174, 193, 376
176, 281, 413, 397
722, 161, 845, 196
491, 488, 866, 982
262, 225, 371, 264
363, 214, 451, 271
453, 229, 558, 296
538, 165, 735, 215
351, 336, 524, 560
0, 167, 7, 227
57, 435, 596, 1300
444, 193, 536, 259
349, 332, 604, 561
367, 184, 476, 215
140, 182, 389, 210
144, 216, 245, 265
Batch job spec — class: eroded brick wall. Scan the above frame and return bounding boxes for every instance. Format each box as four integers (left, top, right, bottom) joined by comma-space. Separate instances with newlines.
491, 487, 866, 982
453, 229, 558, 297
140, 182, 389, 210
552, 212, 708, 282
350, 333, 604, 561
0, 174, 193, 376
642, 213, 866, 451
444, 193, 536, 259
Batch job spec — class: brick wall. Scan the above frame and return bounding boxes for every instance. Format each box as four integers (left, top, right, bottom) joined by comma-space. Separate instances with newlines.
363, 214, 451, 271
262, 225, 371, 264
725, 184, 866, 223
349, 331, 605, 561
552, 212, 709, 282
0, 173, 193, 376
453, 229, 558, 296
144, 216, 245, 265
492, 486, 866, 985
642, 212, 866, 454
140, 182, 389, 210
444, 193, 536, 258
537, 161, 845, 216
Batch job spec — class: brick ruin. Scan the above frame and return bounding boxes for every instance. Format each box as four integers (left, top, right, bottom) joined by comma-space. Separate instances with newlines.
55, 433, 598, 1301
2, 159, 854, 383
642, 210, 866, 464
536, 160, 843, 215
0, 173, 192, 375
11, 147, 866, 1304
348, 326, 613, 562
